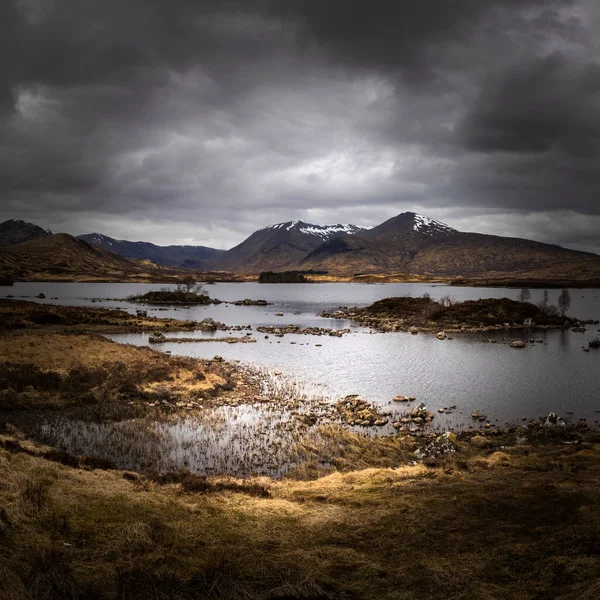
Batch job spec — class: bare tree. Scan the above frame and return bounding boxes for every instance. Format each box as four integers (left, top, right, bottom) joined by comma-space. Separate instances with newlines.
558, 288, 571, 317
176, 276, 206, 296
536, 289, 549, 313
517, 287, 532, 304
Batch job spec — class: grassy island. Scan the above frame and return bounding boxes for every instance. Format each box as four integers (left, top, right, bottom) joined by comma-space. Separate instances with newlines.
321, 296, 577, 332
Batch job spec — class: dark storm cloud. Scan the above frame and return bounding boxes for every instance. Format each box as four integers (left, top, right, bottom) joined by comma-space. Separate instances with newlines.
264, 0, 569, 77
461, 54, 600, 156
0, 0, 599, 252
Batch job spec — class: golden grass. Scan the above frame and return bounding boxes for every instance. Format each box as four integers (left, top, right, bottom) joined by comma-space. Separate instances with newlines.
2, 300, 600, 598
0, 331, 238, 415
1, 434, 600, 599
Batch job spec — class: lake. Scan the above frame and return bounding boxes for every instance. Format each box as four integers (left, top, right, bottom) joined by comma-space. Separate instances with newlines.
5, 281, 600, 427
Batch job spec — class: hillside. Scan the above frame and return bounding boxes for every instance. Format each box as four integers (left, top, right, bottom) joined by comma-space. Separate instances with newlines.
215, 220, 369, 272
3, 214, 600, 282
78, 233, 226, 269
0, 219, 52, 248
299, 212, 600, 280
0, 234, 189, 282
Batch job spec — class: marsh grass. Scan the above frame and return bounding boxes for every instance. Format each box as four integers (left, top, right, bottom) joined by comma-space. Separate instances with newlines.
4, 305, 600, 598
0, 332, 242, 418
2, 435, 600, 599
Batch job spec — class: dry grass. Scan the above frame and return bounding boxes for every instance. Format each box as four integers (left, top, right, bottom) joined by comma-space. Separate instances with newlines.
0, 331, 241, 416
1, 434, 600, 599
2, 300, 600, 598
0, 299, 201, 333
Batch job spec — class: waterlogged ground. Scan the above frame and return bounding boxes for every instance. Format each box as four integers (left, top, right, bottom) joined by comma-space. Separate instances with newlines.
5, 281, 600, 476
36, 369, 342, 477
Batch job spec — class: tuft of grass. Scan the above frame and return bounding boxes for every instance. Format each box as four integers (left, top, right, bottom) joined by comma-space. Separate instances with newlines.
15, 475, 53, 514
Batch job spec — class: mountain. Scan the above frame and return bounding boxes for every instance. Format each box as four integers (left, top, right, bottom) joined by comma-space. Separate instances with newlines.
299, 212, 600, 280
3, 214, 599, 282
0, 219, 52, 248
215, 220, 369, 272
0, 234, 189, 282
78, 233, 226, 269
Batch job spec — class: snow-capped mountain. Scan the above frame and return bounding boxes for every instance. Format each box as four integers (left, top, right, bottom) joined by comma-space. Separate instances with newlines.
216, 220, 369, 272
5, 212, 600, 279
360, 211, 457, 242
412, 214, 456, 236
259, 220, 370, 240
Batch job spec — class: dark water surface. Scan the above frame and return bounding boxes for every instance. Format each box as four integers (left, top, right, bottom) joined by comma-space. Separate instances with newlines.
6, 281, 600, 426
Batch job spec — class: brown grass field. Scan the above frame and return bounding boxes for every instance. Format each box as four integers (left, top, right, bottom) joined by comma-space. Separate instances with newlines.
1, 300, 600, 599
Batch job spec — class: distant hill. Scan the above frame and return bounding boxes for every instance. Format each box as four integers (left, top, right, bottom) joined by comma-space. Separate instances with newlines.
0, 234, 189, 282
0, 219, 52, 248
298, 212, 600, 280
214, 220, 369, 272
3, 213, 600, 283
78, 233, 226, 269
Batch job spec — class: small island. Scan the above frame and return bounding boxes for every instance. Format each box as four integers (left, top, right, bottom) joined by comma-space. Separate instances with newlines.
258, 270, 309, 283
321, 295, 577, 332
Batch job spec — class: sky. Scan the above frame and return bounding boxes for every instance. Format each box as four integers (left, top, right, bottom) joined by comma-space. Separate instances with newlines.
1, 0, 599, 253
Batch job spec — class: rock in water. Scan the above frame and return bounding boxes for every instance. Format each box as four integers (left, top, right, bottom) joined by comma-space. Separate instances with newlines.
509, 340, 526, 348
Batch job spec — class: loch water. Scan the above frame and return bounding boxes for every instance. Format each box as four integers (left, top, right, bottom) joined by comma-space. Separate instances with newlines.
6, 281, 600, 426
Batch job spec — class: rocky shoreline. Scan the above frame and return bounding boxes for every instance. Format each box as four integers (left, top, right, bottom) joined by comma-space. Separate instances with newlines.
319, 296, 591, 334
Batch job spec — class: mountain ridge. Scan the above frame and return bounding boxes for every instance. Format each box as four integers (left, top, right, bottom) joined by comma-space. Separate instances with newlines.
77, 232, 226, 269
2, 213, 599, 281
0, 219, 53, 248
213, 220, 370, 272
0, 233, 196, 282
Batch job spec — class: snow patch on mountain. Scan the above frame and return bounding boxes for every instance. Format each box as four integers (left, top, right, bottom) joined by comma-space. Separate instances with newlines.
261, 220, 370, 240
412, 214, 456, 236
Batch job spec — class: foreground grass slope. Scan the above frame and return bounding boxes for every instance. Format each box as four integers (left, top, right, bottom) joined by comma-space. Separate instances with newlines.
1, 433, 600, 600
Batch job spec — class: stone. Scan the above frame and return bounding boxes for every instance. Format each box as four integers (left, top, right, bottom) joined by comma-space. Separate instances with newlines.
393, 395, 410, 402
542, 412, 566, 428
509, 340, 527, 348
436, 331, 447, 340
414, 432, 457, 460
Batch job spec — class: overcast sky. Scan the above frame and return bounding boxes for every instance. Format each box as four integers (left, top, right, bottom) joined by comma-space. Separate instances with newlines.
1, 0, 599, 252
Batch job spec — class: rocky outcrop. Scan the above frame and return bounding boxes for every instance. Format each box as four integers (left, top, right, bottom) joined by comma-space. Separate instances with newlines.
256, 325, 350, 337
335, 395, 390, 427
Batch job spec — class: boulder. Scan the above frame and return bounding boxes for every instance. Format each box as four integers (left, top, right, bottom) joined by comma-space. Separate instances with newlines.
414, 432, 457, 460
542, 412, 566, 428
509, 340, 526, 348
393, 395, 410, 402
149, 332, 166, 344
436, 331, 447, 340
